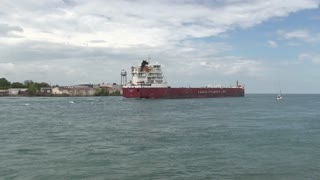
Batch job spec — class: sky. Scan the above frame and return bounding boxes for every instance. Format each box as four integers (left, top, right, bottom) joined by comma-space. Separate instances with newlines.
0, 0, 320, 93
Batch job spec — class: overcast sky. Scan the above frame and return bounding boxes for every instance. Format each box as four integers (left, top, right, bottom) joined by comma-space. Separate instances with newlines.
1, 0, 320, 93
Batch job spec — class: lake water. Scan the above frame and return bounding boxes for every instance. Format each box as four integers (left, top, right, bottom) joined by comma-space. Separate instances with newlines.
1, 94, 320, 179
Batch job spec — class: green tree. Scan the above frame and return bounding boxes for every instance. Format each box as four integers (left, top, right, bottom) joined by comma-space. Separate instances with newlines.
23, 80, 37, 95
23, 80, 51, 96
109, 90, 121, 96
95, 88, 109, 96
0, 78, 11, 89
38, 82, 50, 88
24, 80, 34, 86
10, 82, 26, 88
27, 83, 37, 95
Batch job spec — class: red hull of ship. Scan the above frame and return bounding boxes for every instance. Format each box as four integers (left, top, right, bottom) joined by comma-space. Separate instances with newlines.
122, 87, 244, 99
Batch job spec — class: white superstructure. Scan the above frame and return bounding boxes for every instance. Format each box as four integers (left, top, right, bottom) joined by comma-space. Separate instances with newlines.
125, 59, 168, 88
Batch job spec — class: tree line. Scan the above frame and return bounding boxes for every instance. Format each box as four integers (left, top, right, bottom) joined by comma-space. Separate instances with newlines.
0, 78, 50, 95
0, 77, 121, 96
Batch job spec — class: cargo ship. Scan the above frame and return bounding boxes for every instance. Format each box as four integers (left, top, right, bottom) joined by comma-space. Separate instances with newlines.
122, 59, 245, 99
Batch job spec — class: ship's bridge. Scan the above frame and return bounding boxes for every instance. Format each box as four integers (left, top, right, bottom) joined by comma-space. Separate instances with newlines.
126, 60, 168, 88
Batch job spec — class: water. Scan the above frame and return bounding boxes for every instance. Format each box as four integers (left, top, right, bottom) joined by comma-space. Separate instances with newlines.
1, 94, 320, 180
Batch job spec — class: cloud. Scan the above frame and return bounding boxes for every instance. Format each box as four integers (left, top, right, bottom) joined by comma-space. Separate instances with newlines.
267, 40, 278, 48
277, 29, 320, 43
0, 62, 15, 73
299, 53, 320, 64
0, 40, 264, 85
0, 59, 112, 85
199, 56, 263, 76
0, 0, 319, 88
0, 24, 23, 37
0, 0, 319, 47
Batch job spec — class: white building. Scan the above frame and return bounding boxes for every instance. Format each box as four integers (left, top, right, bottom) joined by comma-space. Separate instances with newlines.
52, 86, 98, 96
8, 88, 28, 96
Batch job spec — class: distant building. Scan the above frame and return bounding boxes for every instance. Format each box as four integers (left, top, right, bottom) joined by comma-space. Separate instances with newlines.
52, 87, 63, 95
8, 88, 28, 96
52, 86, 98, 96
99, 83, 122, 94
76, 84, 100, 88
0, 90, 9, 96
40, 87, 53, 95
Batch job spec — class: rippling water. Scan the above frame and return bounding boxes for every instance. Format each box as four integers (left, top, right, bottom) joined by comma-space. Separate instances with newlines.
1, 95, 320, 179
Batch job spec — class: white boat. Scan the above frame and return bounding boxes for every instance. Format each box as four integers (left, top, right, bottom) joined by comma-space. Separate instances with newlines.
276, 89, 283, 100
